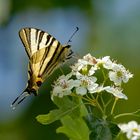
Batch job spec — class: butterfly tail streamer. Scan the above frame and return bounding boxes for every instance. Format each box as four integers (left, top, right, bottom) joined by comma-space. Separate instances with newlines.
11, 91, 30, 110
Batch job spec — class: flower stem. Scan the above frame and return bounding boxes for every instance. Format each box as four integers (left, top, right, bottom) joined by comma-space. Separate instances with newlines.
95, 100, 105, 116
111, 98, 118, 115
104, 98, 112, 113
95, 93, 106, 118
100, 95, 105, 108
102, 69, 107, 85
114, 112, 134, 119
71, 93, 96, 107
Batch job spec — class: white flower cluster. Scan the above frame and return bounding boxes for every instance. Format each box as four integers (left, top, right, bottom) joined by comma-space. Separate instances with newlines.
52, 54, 133, 99
119, 121, 140, 140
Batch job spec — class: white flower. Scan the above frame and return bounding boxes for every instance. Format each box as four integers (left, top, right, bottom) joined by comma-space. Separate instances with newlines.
83, 53, 97, 65
76, 86, 87, 95
89, 85, 109, 94
53, 86, 71, 97
77, 59, 89, 71
105, 86, 128, 100
56, 72, 73, 82
52, 73, 77, 97
109, 64, 133, 86
71, 53, 97, 73
96, 56, 113, 69
88, 66, 97, 76
75, 72, 98, 95
119, 121, 140, 140
52, 54, 133, 99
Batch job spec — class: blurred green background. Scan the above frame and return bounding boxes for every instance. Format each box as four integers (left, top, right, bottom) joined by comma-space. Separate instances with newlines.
0, 0, 140, 139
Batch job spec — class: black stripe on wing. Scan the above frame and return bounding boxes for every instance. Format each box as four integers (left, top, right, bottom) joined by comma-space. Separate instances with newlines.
45, 47, 66, 76
39, 35, 55, 72
37, 31, 44, 50
45, 34, 51, 45
40, 41, 61, 76
40, 45, 71, 79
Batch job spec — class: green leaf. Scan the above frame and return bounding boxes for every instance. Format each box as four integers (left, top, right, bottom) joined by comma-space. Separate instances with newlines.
57, 115, 90, 140
108, 122, 120, 139
53, 96, 82, 119
36, 96, 85, 125
80, 100, 89, 117
36, 109, 64, 125
36, 96, 90, 139
115, 132, 127, 140
85, 114, 120, 140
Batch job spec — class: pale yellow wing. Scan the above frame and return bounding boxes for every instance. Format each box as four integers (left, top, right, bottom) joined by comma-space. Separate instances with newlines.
19, 27, 53, 58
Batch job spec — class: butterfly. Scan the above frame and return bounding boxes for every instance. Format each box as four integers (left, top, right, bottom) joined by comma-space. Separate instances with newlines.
11, 27, 79, 109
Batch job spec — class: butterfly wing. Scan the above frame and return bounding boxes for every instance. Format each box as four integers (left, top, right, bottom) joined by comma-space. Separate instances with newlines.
19, 27, 72, 80
30, 39, 71, 81
19, 28, 52, 58
11, 28, 72, 109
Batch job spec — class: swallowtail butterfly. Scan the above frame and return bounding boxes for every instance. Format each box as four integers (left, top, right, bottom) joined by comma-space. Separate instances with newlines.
11, 27, 79, 109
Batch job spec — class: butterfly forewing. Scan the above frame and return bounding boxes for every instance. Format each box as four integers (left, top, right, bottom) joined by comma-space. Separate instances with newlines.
19, 28, 53, 57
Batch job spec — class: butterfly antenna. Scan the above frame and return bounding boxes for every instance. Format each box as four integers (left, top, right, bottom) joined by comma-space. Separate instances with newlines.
67, 27, 79, 44
11, 91, 30, 110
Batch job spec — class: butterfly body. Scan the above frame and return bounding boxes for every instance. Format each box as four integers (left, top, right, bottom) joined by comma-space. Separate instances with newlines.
24, 75, 42, 96
11, 27, 73, 109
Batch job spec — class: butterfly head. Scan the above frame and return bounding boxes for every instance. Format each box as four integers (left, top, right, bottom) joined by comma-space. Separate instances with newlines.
26, 76, 43, 96
24, 87, 37, 96
63, 45, 73, 60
